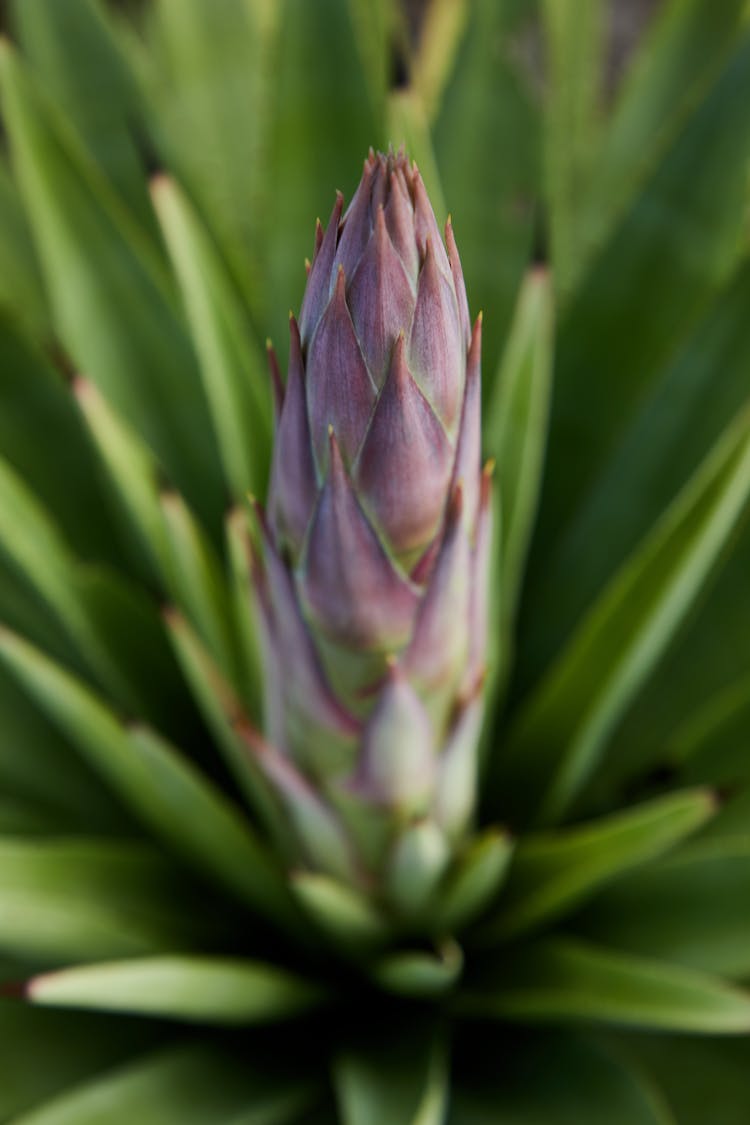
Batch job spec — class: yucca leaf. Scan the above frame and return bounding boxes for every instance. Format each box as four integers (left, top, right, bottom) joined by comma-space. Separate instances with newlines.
160, 491, 240, 682
631, 1036, 750, 1125
11, 1043, 317, 1125
0, 628, 294, 926
0, 322, 122, 564
151, 175, 272, 500
575, 837, 750, 978
290, 872, 390, 952
462, 938, 750, 1034
450, 1030, 674, 1125
225, 507, 264, 720
162, 610, 289, 850
0, 664, 132, 832
0, 163, 48, 335
11, 0, 156, 237
334, 1024, 447, 1125
485, 266, 554, 678
135, 0, 278, 321
0, 1002, 161, 1122
28, 955, 325, 1025
542, 0, 604, 301
410, 0, 470, 123
433, 0, 539, 373
527, 31, 750, 654
373, 940, 463, 998
345, 0, 390, 124
0, 838, 204, 962
480, 789, 715, 943
578, 0, 749, 290
266, 0, 381, 363
527, 258, 750, 716
0, 455, 177, 719
670, 670, 750, 784
0, 40, 226, 532
497, 407, 750, 825
72, 377, 171, 583
432, 828, 514, 935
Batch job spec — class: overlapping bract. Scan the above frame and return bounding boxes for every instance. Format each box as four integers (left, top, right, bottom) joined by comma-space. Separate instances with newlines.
254, 150, 490, 888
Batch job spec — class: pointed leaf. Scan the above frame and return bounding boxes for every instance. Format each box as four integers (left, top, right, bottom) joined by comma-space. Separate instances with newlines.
0, 41, 225, 529
0, 1001, 159, 1122
486, 267, 554, 664
450, 1029, 674, 1125
0, 629, 293, 928
462, 938, 750, 1033
29, 955, 325, 1025
151, 175, 271, 499
431, 828, 514, 934
11, 1042, 317, 1125
334, 1023, 447, 1125
496, 408, 750, 825
480, 789, 716, 942
576, 837, 750, 978
0, 838, 202, 962
372, 940, 463, 998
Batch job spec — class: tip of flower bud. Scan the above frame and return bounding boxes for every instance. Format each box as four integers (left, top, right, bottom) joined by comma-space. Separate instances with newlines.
483, 458, 496, 479
304, 257, 311, 276
328, 422, 334, 438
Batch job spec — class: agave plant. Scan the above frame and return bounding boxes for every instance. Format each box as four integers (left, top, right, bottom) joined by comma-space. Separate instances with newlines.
1, 1, 750, 1122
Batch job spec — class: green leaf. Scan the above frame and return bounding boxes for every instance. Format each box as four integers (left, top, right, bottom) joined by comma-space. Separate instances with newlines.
225, 506, 264, 721
137, 0, 278, 320
431, 828, 514, 934
486, 267, 554, 660
151, 175, 271, 500
0, 321, 122, 565
575, 837, 750, 978
631, 1035, 750, 1125
523, 256, 750, 743
480, 789, 716, 942
527, 31, 750, 649
496, 407, 750, 826
450, 1030, 674, 1125
0, 455, 177, 719
542, 0, 605, 300
267, 0, 381, 364
577, 0, 749, 291
0, 837, 202, 962
462, 938, 750, 1033
72, 376, 171, 583
433, 0, 539, 375
0, 1001, 160, 1122
290, 871, 389, 952
410, 0, 470, 123
11, 0, 156, 236
0, 162, 49, 335
161, 491, 240, 683
0, 40, 225, 532
334, 1023, 447, 1125
0, 628, 293, 928
162, 610, 290, 852
28, 955, 325, 1025
669, 669, 750, 784
372, 940, 463, 998
0, 661, 129, 832
12, 1043, 317, 1125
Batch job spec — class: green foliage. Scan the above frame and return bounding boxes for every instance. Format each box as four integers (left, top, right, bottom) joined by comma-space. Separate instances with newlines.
1, 0, 750, 1121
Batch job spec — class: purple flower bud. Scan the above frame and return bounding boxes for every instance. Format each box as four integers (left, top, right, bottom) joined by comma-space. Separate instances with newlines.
256, 149, 491, 889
